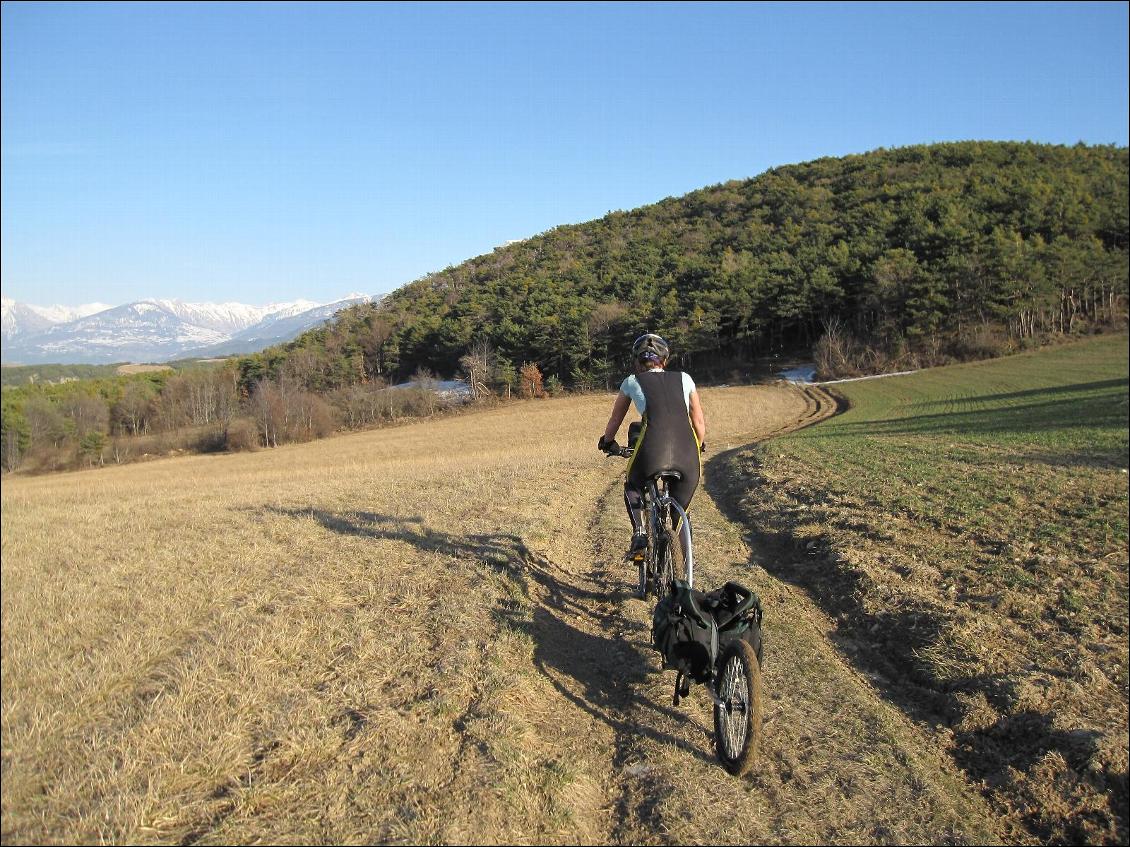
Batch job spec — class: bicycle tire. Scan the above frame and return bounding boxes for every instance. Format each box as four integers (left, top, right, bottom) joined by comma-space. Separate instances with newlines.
653, 530, 669, 597
713, 639, 763, 776
669, 511, 688, 585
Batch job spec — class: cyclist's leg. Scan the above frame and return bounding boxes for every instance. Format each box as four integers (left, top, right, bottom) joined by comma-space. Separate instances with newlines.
623, 481, 647, 555
624, 482, 645, 531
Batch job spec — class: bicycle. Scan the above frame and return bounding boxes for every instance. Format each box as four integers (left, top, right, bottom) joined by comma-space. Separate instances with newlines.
605, 439, 763, 776
608, 443, 694, 600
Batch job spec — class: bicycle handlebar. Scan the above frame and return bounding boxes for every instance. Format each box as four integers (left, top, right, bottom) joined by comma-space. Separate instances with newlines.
603, 443, 703, 458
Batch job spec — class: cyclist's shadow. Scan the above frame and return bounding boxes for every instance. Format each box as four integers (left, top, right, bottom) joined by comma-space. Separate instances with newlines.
490, 540, 716, 763
516, 600, 717, 769
261, 505, 714, 766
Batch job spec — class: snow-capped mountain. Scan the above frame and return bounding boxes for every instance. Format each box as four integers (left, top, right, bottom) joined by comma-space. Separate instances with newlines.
184, 294, 374, 358
0, 294, 377, 365
1, 297, 112, 341
138, 298, 323, 335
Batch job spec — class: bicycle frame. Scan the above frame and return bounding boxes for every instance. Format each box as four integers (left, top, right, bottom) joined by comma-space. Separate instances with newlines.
608, 444, 695, 590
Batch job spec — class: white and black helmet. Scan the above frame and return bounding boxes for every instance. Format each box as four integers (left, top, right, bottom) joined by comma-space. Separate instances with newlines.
631, 333, 669, 363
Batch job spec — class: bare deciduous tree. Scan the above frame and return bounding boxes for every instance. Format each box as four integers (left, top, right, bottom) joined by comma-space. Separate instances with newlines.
251, 381, 285, 448
60, 394, 110, 438
459, 339, 497, 400
24, 396, 67, 448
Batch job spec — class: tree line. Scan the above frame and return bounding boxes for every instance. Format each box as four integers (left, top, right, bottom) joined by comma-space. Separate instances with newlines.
0, 357, 555, 472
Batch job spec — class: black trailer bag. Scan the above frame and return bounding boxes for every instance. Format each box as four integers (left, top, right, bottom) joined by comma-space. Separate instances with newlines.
652, 580, 763, 684
707, 581, 764, 666
651, 581, 717, 683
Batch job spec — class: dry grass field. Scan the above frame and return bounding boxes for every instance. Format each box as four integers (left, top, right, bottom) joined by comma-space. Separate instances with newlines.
3, 383, 1005, 844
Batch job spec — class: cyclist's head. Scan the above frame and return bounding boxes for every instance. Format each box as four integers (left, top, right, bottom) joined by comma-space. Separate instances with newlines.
632, 333, 669, 369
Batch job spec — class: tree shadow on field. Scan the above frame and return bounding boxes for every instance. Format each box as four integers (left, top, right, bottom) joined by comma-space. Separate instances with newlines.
811, 378, 1128, 443
261, 506, 715, 779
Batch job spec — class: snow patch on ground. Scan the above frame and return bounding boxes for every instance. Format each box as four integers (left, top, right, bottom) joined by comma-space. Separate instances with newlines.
777, 362, 920, 385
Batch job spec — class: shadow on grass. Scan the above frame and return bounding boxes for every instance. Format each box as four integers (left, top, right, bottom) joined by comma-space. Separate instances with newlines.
703, 447, 1116, 844
908, 378, 1128, 408
260, 505, 716, 789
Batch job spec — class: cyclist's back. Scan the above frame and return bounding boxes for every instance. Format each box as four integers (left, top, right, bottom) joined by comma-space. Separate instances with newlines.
599, 333, 707, 557
625, 368, 700, 497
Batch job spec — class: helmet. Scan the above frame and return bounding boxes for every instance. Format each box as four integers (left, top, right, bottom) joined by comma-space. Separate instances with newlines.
631, 333, 669, 364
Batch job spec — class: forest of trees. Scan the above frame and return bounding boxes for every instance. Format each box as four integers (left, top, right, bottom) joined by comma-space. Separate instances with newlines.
232, 141, 1128, 392
3, 141, 1127, 472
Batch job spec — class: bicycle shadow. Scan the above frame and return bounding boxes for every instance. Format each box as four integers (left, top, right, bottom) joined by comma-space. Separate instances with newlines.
259, 506, 716, 772
506, 559, 717, 768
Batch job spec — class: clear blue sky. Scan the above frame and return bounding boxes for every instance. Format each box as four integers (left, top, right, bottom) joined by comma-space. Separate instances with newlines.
2, 1, 1127, 307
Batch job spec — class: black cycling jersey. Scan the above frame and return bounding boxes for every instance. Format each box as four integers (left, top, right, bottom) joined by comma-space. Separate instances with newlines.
626, 369, 701, 513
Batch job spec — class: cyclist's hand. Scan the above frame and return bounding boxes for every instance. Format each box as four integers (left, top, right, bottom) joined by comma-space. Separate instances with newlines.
598, 435, 620, 454
700, 442, 707, 454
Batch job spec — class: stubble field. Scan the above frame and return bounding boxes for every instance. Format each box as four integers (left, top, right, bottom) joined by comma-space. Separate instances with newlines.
3, 377, 1029, 844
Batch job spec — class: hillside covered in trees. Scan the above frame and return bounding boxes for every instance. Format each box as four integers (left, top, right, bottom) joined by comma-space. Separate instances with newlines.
243, 141, 1127, 391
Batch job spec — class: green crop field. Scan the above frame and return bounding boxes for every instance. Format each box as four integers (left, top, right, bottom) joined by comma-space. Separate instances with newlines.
789, 334, 1127, 554
721, 333, 1129, 844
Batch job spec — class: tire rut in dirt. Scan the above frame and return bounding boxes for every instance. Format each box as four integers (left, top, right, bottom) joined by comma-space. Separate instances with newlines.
504, 481, 673, 843
694, 388, 1009, 845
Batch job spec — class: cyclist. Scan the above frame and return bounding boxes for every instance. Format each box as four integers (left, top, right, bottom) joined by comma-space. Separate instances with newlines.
597, 333, 707, 558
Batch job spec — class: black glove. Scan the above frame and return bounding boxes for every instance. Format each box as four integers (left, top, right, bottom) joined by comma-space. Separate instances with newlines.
700, 442, 707, 454
598, 435, 619, 454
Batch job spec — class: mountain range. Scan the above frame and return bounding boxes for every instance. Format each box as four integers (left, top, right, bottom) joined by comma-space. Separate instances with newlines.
0, 294, 377, 365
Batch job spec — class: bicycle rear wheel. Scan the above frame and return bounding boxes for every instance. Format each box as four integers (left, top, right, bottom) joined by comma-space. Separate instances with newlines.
668, 510, 688, 585
653, 529, 675, 597
713, 639, 763, 776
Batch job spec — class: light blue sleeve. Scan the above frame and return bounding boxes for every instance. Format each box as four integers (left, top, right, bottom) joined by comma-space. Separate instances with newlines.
620, 374, 646, 415
682, 372, 697, 409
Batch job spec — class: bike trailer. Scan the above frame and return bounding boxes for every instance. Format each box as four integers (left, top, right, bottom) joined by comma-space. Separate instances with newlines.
651, 580, 763, 701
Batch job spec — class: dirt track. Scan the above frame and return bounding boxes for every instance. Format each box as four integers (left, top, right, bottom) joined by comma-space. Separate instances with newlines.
1, 383, 1009, 844
483, 383, 1005, 844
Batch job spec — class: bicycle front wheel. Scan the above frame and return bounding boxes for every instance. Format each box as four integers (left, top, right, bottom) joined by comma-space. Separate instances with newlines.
713, 639, 763, 776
